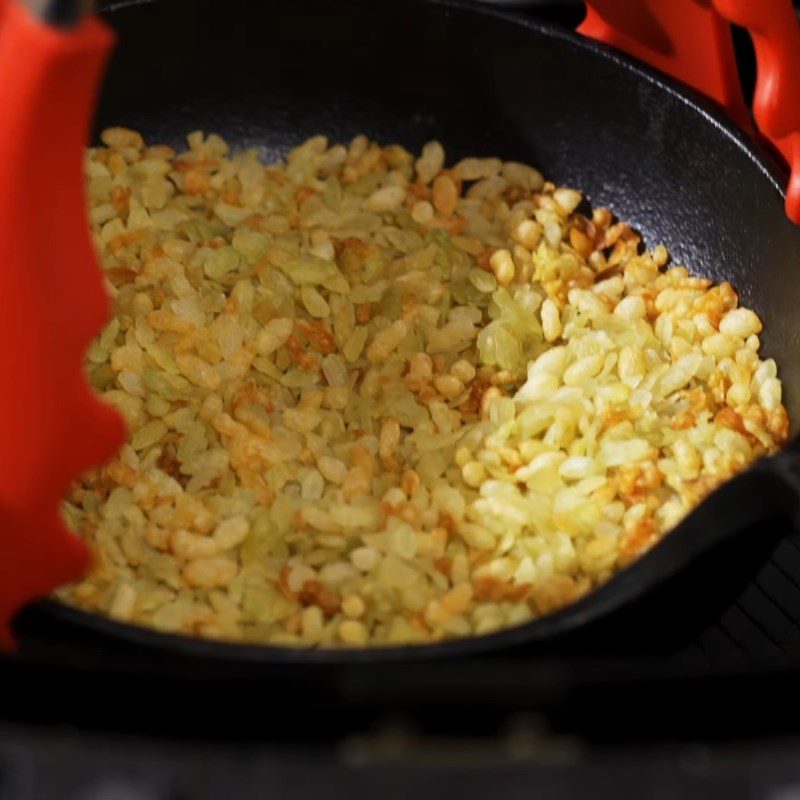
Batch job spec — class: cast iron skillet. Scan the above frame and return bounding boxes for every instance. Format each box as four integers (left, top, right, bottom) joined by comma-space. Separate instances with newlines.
23, 0, 800, 663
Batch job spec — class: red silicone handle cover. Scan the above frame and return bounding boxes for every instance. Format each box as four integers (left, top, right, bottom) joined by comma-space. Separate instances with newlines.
580, 0, 800, 224
0, 2, 122, 648
711, 0, 800, 224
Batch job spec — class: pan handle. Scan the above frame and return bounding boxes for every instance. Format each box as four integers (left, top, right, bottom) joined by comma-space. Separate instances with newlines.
710, 1, 800, 224
0, 1, 122, 649
578, 0, 800, 225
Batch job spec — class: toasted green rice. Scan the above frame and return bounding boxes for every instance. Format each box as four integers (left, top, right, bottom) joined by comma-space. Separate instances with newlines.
60, 128, 788, 647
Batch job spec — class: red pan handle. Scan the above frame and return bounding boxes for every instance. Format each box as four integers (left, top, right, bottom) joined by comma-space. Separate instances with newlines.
579, 0, 800, 224
0, 0, 122, 649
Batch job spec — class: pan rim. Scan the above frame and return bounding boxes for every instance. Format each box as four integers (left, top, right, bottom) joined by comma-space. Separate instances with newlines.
33, 0, 793, 665
98, 0, 790, 203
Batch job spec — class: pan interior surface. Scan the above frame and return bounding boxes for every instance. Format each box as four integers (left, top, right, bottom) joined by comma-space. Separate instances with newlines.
51, 0, 800, 661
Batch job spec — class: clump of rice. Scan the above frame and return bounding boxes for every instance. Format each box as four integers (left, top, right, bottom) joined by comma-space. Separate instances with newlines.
61, 127, 789, 646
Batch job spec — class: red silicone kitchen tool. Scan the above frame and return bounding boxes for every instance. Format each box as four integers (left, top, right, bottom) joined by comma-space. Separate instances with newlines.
579, 0, 800, 223
0, 0, 122, 648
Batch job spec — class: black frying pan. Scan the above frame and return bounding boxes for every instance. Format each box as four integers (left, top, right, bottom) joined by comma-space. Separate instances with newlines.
19, 0, 800, 664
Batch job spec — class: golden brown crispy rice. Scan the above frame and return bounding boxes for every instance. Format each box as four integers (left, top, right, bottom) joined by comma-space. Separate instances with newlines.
60, 127, 788, 646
